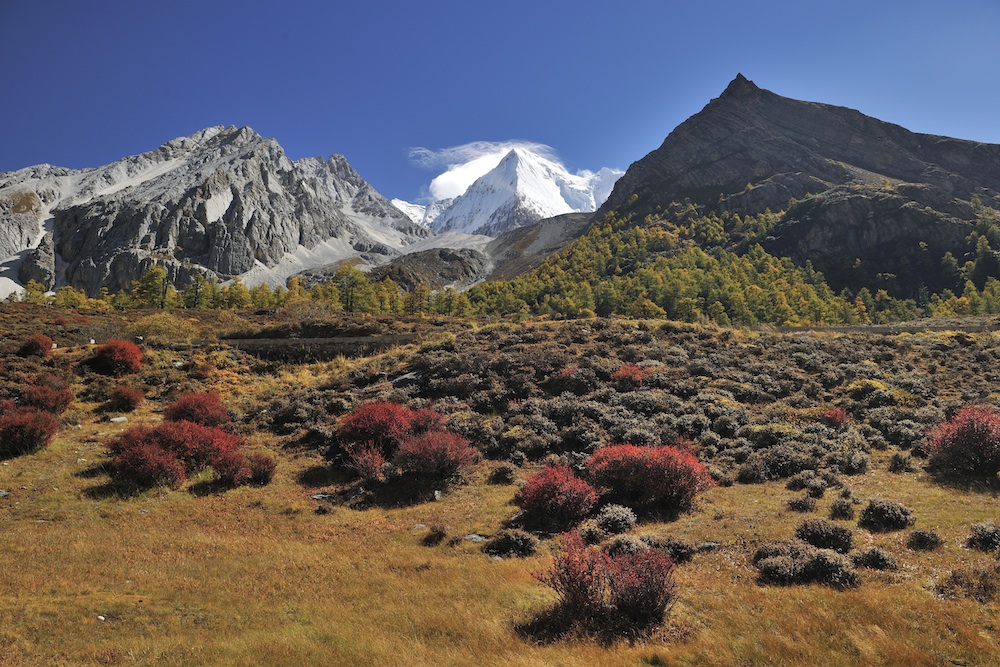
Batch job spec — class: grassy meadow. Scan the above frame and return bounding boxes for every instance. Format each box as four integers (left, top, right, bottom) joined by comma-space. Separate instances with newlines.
0, 303, 998, 666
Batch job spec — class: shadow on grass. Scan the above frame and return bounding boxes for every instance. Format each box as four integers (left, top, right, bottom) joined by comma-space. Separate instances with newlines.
928, 473, 1000, 496
81, 478, 144, 500
515, 604, 658, 646
296, 464, 352, 489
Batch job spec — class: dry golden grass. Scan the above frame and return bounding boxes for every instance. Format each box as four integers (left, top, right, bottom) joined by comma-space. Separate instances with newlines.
2, 417, 999, 666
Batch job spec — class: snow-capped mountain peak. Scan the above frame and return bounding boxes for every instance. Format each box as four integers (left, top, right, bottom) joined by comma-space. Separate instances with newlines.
419, 146, 622, 237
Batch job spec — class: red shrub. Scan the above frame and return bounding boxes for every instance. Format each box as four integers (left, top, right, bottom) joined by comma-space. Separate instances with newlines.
588, 444, 715, 515
822, 407, 850, 428
23, 376, 74, 414
347, 443, 389, 483
17, 333, 53, 358
517, 464, 598, 528
0, 407, 60, 457
107, 385, 144, 412
247, 452, 277, 485
394, 431, 478, 480
535, 531, 608, 620
535, 531, 677, 632
0, 399, 16, 418
212, 449, 252, 487
927, 405, 1000, 477
335, 402, 416, 457
90, 339, 143, 375
605, 549, 676, 626
112, 440, 187, 488
611, 364, 646, 389
164, 392, 232, 426
408, 408, 446, 435
109, 421, 243, 482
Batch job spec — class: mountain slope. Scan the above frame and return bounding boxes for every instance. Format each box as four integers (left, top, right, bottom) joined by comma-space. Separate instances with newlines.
0, 126, 427, 295
599, 74, 1000, 296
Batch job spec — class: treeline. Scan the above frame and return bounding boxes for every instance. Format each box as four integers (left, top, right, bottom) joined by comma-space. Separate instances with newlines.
464, 206, 1000, 325
16, 266, 474, 317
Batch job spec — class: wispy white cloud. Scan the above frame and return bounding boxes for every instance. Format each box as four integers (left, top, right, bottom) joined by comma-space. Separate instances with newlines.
408, 140, 559, 201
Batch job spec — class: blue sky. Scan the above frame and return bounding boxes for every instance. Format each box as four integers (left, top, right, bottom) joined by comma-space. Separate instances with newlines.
2, 0, 998, 202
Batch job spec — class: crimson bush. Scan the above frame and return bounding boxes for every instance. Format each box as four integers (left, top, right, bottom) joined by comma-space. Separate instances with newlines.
107, 385, 144, 412
517, 464, 598, 529
247, 452, 277, 485
0, 407, 60, 457
348, 443, 389, 483
335, 402, 417, 457
535, 530, 677, 632
610, 364, 646, 389
606, 548, 676, 626
23, 375, 74, 414
588, 444, 715, 515
90, 339, 143, 375
822, 407, 850, 428
164, 392, 232, 426
108, 421, 245, 487
212, 448, 252, 486
394, 431, 478, 480
112, 440, 187, 488
535, 531, 608, 620
17, 333, 53, 358
927, 405, 1000, 477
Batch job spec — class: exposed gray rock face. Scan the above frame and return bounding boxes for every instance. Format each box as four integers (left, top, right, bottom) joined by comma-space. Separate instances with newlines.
17, 232, 55, 289
0, 189, 43, 260
364, 248, 491, 291
1, 126, 428, 295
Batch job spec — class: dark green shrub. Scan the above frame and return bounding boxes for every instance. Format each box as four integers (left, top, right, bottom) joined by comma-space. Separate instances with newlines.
859, 499, 915, 532
640, 533, 696, 564
829, 498, 856, 520
907, 529, 943, 551
888, 451, 915, 473
851, 547, 896, 570
483, 529, 539, 558
603, 535, 649, 557
937, 565, 1000, 603
796, 519, 853, 553
966, 522, 1000, 552
595, 504, 637, 535
787, 495, 817, 512
488, 462, 517, 484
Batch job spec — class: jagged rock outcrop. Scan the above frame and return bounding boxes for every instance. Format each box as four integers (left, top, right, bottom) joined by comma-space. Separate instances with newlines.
17, 232, 55, 289
1, 126, 428, 295
0, 190, 43, 260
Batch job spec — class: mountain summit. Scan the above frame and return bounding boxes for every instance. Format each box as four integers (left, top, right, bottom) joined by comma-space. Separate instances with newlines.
396, 147, 620, 237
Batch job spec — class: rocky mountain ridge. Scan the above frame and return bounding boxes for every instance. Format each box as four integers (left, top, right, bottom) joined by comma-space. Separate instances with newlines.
0, 126, 427, 295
